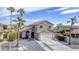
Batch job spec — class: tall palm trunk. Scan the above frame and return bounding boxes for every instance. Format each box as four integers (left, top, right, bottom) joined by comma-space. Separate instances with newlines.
8, 12, 12, 50
16, 28, 20, 48
16, 23, 21, 48
68, 24, 72, 45
67, 16, 78, 45
68, 31, 71, 45
10, 12, 12, 30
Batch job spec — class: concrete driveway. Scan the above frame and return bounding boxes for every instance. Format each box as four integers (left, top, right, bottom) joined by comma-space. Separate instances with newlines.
0, 39, 45, 51
20, 39, 45, 51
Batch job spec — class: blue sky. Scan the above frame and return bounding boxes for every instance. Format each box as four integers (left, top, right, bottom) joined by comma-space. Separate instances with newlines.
0, 7, 79, 26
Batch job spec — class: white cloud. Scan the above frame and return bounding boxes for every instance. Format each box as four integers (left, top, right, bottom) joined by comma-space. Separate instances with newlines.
0, 7, 49, 17
61, 9, 79, 14
54, 7, 69, 11
0, 8, 19, 17
24, 7, 49, 12
14, 7, 49, 12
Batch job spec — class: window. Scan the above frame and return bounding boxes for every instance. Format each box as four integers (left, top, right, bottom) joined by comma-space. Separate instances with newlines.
48, 26, 51, 29
40, 25, 43, 28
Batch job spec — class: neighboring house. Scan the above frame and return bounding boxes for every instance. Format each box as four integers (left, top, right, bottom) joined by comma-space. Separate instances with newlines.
54, 24, 79, 38
20, 20, 54, 40
0, 24, 3, 33
0, 24, 4, 39
71, 29, 79, 38
55, 23, 79, 31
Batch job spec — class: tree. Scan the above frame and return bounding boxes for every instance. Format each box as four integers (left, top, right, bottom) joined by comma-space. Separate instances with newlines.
13, 8, 25, 48
67, 16, 78, 45
3, 24, 8, 30
7, 7, 15, 31
7, 7, 15, 50
17, 8, 25, 17
13, 17, 26, 48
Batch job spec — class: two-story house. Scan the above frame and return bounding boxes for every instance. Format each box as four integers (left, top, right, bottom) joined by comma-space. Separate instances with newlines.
20, 20, 54, 40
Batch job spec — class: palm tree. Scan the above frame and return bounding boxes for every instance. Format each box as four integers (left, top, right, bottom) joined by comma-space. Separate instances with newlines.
7, 7, 15, 31
13, 17, 26, 48
7, 7, 15, 50
67, 16, 78, 45
13, 8, 25, 48
17, 8, 25, 17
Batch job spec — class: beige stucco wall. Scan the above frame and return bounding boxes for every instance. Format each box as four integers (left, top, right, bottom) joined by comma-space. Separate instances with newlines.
0, 26, 3, 32
36, 22, 53, 33
0, 26, 4, 39
0, 34, 4, 39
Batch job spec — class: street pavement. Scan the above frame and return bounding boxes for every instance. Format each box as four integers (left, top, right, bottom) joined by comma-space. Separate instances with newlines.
59, 38, 79, 49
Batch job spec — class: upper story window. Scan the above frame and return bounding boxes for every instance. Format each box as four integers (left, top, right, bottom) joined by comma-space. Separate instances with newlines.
40, 25, 43, 28
48, 26, 51, 29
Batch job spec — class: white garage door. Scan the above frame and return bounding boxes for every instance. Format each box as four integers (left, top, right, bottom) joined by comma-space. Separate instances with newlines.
39, 32, 53, 40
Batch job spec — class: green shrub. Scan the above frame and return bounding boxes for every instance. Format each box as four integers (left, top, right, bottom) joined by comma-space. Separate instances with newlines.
3, 24, 8, 30
57, 35, 65, 41
0, 39, 4, 42
7, 32, 17, 42
3, 34, 7, 39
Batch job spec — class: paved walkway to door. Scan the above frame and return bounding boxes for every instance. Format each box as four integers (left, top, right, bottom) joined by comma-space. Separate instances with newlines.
37, 38, 73, 51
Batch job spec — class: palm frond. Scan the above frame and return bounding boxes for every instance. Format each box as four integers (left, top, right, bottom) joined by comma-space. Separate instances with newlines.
7, 7, 15, 12
68, 16, 78, 25
13, 19, 18, 23
17, 8, 25, 16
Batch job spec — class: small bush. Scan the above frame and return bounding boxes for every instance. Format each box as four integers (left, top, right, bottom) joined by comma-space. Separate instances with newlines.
0, 39, 4, 42
57, 35, 65, 41
7, 32, 17, 42
3, 34, 7, 39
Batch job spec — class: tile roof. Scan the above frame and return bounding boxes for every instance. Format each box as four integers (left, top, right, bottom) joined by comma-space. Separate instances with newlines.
71, 29, 79, 34
28, 20, 54, 26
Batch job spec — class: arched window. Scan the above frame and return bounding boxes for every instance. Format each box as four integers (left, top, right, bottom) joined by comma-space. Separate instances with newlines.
40, 25, 43, 28
48, 26, 51, 29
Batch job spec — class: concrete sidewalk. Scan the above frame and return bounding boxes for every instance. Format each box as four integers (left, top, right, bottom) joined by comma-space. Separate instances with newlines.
36, 38, 73, 51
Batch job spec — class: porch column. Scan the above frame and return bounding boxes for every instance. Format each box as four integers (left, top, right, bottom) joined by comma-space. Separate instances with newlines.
22, 31, 26, 39
75, 34, 76, 38
29, 31, 31, 38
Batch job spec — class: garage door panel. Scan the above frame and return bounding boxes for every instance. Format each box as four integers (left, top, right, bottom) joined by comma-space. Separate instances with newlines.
39, 32, 53, 40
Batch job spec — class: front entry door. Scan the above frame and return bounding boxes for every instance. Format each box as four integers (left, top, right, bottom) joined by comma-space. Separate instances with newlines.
31, 32, 34, 38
